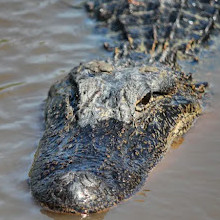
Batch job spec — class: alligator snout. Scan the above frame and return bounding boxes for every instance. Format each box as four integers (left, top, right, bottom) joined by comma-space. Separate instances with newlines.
35, 171, 118, 213
53, 172, 101, 211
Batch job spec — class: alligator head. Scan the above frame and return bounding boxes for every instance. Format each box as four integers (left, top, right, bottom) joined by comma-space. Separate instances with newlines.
29, 59, 204, 213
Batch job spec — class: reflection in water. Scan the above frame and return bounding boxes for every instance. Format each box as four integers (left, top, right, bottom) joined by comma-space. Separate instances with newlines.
170, 137, 184, 150
0, 0, 220, 220
42, 209, 107, 220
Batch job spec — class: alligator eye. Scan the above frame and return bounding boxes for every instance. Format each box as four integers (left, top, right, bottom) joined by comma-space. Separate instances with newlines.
140, 93, 151, 105
136, 93, 151, 106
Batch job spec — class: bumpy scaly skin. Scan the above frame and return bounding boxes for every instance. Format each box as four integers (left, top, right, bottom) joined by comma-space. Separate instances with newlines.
29, 59, 203, 213
29, 0, 219, 214
86, 0, 220, 64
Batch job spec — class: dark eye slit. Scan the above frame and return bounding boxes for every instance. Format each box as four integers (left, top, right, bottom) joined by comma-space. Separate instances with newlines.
139, 93, 151, 105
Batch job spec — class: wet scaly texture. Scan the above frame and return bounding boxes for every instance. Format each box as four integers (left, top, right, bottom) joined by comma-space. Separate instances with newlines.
29, 59, 204, 213
86, 0, 220, 65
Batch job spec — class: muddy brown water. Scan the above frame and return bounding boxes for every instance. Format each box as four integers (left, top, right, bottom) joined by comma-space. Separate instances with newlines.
0, 1, 220, 220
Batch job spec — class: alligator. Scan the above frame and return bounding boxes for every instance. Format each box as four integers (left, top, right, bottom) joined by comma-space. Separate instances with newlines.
29, 0, 220, 214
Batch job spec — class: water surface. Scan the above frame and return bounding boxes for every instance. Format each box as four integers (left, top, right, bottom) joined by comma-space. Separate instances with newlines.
0, 1, 219, 220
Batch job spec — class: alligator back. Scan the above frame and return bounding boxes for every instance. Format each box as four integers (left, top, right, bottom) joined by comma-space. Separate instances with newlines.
86, 0, 220, 65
